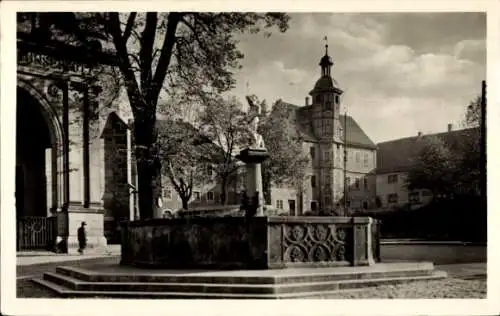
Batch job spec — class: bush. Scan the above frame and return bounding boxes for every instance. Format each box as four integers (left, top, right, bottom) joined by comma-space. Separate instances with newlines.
365, 196, 486, 242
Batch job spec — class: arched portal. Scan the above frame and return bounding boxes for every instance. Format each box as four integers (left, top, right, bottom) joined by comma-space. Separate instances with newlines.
16, 85, 63, 250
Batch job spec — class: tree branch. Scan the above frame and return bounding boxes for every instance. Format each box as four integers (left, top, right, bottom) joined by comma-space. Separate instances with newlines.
122, 12, 137, 43
150, 12, 183, 105
108, 12, 142, 116
140, 12, 158, 96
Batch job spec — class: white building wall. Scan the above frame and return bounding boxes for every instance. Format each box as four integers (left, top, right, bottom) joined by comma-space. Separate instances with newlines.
375, 172, 433, 210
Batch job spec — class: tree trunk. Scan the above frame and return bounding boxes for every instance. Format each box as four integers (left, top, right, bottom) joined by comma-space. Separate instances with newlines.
220, 177, 227, 205
134, 116, 161, 220
181, 197, 189, 210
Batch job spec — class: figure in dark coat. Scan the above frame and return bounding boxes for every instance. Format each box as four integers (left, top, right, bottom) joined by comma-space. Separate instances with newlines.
77, 222, 87, 254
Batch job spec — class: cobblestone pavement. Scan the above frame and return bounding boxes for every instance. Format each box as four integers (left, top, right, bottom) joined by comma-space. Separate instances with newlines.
16, 259, 486, 299
17, 256, 120, 279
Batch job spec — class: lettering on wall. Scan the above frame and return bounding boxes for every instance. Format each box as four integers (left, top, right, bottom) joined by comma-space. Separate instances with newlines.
18, 50, 100, 76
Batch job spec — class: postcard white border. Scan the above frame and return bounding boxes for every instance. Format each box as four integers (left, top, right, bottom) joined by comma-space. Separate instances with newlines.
1, 1, 499, 316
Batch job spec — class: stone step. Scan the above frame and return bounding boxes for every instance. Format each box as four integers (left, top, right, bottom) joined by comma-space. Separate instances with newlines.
55, 262, 436, 285
33, 271, 447, 299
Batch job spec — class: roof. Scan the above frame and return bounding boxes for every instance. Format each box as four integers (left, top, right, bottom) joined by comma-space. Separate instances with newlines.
376, 127, 479, 174
277, 101, 377, 149
310, 75, 342, 94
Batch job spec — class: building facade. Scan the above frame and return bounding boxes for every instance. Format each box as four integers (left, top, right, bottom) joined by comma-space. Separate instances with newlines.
15, 18, 134, 252
267, 45, 378, 214
375, 126, 478, 210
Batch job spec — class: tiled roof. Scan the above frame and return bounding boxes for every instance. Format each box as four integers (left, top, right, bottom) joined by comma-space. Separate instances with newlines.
376, 127, 479, 174
277, 101, 377, 149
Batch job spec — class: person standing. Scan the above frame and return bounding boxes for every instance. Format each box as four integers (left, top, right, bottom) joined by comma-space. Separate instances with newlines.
77, 222, 87, 254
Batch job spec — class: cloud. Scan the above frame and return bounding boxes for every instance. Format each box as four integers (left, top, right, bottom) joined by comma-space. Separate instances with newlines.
231, 13, 485, 142
453, 39, 486, 64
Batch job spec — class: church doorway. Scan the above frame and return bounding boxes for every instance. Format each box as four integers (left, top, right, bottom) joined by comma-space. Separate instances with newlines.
16, 87, 59, 250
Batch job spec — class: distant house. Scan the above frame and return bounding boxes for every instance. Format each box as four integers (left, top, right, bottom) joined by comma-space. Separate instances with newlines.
376, 125, 479, 210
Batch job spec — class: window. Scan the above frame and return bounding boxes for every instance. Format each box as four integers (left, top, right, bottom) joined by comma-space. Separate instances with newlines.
355, 152, 360, 164
388, 174, 398, 184
325, 175, 331, 186
346, 177, 351, 187
364, 178, 368, 190
163, 188, 172, 200
387, 193, 398, 204
315, 95, 322, 103
409, 191, 420, 204
311, 175, 317, 188
207, 165, 213, 177
323, 150, 330, 161
207, 191, 214, 201
276, 200, 284, 209
355, 178, 360, 189
363, 153, 369, 168
310, 147, 315, 159
310, 201, 318, 211
335, 95, 340, 104
324, 120, 331, 133
363, 201, 368, 209
324, 194, 332, 206
193, 191, 201, 200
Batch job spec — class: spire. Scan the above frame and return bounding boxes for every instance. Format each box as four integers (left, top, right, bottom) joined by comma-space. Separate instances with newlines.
320, 36, 333, 77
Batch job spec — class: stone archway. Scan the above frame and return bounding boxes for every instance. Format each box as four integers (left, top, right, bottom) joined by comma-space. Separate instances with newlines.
16, 83, 64, 250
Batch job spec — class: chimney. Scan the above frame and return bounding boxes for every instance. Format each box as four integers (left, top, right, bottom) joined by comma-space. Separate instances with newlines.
417, 131, 422, 137
305, 97, 309, 106
447, 123, 453, 132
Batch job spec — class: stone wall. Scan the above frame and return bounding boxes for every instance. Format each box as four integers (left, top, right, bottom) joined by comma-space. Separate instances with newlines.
120, 216, 379, 269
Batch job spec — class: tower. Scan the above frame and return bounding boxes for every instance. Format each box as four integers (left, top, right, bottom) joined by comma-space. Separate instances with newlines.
309, 40, 344, 141
309, 39, 345, 212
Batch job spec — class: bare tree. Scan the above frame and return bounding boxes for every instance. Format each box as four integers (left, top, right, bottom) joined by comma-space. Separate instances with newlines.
198, 96, 253, 204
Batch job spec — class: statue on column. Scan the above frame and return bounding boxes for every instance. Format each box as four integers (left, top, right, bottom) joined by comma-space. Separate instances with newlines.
246, 96, 266, 150
238, 96, 269, 217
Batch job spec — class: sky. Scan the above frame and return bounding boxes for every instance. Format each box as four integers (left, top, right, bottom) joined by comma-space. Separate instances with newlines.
229, 13, 486, 143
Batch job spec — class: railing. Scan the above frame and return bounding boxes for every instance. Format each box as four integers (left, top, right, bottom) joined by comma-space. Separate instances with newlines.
17, 216, 57, 250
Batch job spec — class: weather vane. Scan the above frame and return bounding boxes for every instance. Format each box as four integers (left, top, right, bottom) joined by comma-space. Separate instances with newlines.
323, 35, 328, 54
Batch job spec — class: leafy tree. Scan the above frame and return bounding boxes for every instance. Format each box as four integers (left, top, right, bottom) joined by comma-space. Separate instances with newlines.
156, 119, 212, 210
406, 135, 457, 199
258, 99, 309, 204
465, 96, 481, 128
198, 96, 253, 204
408, 89, 485, 200
458, 94, 483, 196
19, 12, 290, 219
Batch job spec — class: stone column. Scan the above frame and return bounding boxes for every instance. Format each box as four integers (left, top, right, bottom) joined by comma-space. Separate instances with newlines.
126, 123, 135, 221
245, 162, 264, 216
64, 82, 107, 254
53, 80, 70, 252
237, 148, 269, 217
82, 85, 90, 208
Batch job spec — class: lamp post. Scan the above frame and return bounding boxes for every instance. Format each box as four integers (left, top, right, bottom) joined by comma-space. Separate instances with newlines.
480, 80, 486, 200
343, 105, 348, 216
